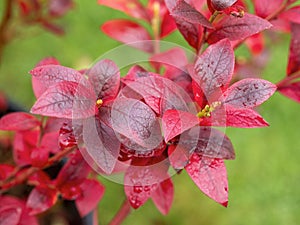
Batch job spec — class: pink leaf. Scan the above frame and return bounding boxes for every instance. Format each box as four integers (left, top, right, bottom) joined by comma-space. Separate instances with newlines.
123, 76, 190, 114
185, 154, 228, 206
49, 0, 74, 17
31, 81, 96, 119
82, 116, 121, 174
30, 147, 49, 168
208, 13, 272, 44
162, 110, 199, 142
98, 0, 149, 21
111, 97, 162, 150
279, 6, 300, 24
278, 82, 300, 103
253, 0, 283, 18
0, 112, 40, 131
287, 23, 300, 75
211, 0, 238, 11
101, 20, 154, 53
170, 0, 213, 29
0, 207, 22, 225
0, 164, 14, 181
179, 127, 235, 160
192, 39, 234, 100
151, 178, 174, 215
87, 59, 120, 101
35, 57, 60, 67
75, 179, 105, 217
168, 144, 191, 169
30, 65, 85, 98
40, 131, 60, 154
222, 78, 277, 108
26, 186, 58, 215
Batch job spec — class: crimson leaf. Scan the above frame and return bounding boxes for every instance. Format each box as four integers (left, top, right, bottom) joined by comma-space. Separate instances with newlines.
0, 112, 41, 131
111, 97, 162, 150
82, 116, 121, 174
101, 20, 154, 53
287, 23, 300, 75
75, 179, 105, 217
179, 127, 235, 160
192, 39, 234, 100
151, 178, 174, 215
185, 154, 228, 206
98, 0, 149, 21
211, 0, 238, 11
26, 186, 58, 215
31, 81, 96, 119
222, 78, 277, 108
86, 59, 120, 101
208, 13, 272, 44
170, 0, 213, 29
278, 82, 300, 103
162, 109, 199, 143
30, 65, 84, 98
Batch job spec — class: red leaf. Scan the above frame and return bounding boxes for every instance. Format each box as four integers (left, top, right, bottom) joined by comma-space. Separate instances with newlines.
0, 164, 14, 181
253, 0, 283, 18
168, 144, 191, 169
98, 0, 149, 21
31, 81, 96, 119
287, 23, 300, 75
124, 164, 167, 209
86, 59, 120, 101
123, 76, 190, 114
30, 147, 49, 168
75, 179, 105, 217
208, 13, 272, 44
82, 116, 121, 174
40, 131, 60, 154
191, 39, 234, 100
28, 171, 51, 187
101, 20, 154, 53
211, 0, 238, 11
59, 121, 78, 149
55, 151, 91, 190
278, 82, 300, 103
111, 97, 162, 150
35, 57, 60, 67
170, 0, 213, 29
162, 110, 199, 142
279, 6, 300, 24
222, 78, 277, 108
0, 207, 22, 225
160, 12, 177, 38
151, 178, 174, 215
48, 0, 74, 17
26, 186, 58, 215
179, 127, 235, 160
0, 112, 40, 131
185, 154, 228, 206
30, 65, 85, 98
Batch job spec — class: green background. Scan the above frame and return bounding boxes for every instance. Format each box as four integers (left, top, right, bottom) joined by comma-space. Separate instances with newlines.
0, 1, 300, 225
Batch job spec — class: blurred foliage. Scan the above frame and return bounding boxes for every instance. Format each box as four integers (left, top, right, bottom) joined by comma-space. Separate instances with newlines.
0, 1, 300, 225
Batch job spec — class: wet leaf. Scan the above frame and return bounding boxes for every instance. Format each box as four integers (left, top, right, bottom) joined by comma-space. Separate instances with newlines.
211, 0, 238, 11
0, 112, 41, 131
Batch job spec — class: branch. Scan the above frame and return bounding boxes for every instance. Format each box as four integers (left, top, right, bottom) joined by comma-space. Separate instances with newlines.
109, 198, 132, 225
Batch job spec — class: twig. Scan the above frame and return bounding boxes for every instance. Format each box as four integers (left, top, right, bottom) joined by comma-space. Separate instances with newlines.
109, 199, 132, 225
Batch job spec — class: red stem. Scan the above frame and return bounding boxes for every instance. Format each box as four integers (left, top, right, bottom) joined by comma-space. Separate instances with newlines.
109, 199, 131, 225
276, 71, 300, 87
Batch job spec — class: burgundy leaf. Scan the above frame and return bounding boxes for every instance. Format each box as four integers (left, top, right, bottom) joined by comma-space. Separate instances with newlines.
0, 207, 22, 225
278, 82, 300, 103
31, 81, 96, 119
124, 164, 167, 209
75, 179, 105, 217
179, 127, 235, 160
151, 178, 174, 215
287, 23, 300, 75
185, 154, 228, 206
123, 65, 151, 82
0, 112, 40, 131
101, 20, 154, 53
30, 65, 85, 98
123, 76, 191, 114
48, 0, 74, 17
208, 13, 272, 44
82, 116, 121, 174
98, 0, 149, 21
253, 0, 283, 18
55, 151, 91, 190
162, 110, 199, 143
26, 186, 58, 215
170, 0, 213, 29
211, 0, 238, 11
87, 59, 120, 101
111, 97, 162, 150
222, 78, 277, 108
192, 39, 234, 100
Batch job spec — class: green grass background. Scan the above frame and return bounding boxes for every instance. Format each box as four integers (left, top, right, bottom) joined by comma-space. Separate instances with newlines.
0, 1, 300, 225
